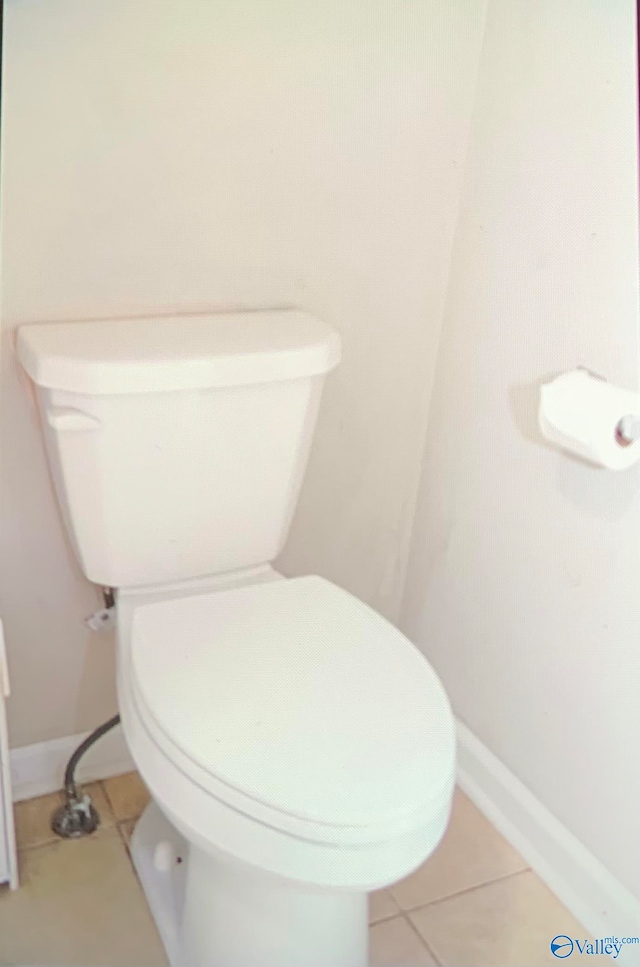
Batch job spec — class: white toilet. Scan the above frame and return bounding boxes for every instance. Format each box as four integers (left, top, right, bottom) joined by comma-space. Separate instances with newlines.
17, 309, 455, 967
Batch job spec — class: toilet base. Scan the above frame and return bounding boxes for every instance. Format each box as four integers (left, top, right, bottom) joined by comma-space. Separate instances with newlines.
130, 800, 369, 967
130, 801, 188, 966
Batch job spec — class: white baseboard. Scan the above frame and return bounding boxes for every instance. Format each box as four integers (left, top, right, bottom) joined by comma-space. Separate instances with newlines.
456, 719, 640, 964
10, 724, 135, 803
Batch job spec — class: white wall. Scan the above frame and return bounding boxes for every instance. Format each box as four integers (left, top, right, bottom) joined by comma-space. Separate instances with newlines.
401, 0, 640, 897
0, 0, 485, 747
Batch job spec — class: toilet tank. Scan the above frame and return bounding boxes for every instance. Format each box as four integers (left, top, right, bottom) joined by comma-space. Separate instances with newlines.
17, 311, 341, 588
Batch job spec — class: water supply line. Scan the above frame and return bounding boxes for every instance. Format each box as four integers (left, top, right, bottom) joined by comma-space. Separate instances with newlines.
51, 588, 121, 838
51, 714, 121, 838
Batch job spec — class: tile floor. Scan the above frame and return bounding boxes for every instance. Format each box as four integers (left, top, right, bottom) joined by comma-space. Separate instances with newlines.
0, 774, 598, 967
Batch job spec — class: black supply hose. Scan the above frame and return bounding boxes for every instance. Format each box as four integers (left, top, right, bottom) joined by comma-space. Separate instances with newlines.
64, 714, 121, 793
52, 714, 122, 838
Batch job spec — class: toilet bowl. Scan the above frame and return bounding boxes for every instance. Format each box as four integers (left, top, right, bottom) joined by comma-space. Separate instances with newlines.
116, 568, 455, 967
16, 310, 457, 967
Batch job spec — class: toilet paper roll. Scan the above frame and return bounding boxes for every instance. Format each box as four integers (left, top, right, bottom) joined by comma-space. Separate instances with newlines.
539, 369, 640, 470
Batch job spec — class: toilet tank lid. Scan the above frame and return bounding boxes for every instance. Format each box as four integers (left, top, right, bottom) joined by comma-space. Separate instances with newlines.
16, 310, 341, 395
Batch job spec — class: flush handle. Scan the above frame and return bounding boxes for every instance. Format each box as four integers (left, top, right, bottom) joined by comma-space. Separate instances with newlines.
46, 407, 102, 432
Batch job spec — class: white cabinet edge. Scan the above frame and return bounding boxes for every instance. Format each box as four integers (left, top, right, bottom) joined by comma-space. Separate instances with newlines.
0, 620, 19, 889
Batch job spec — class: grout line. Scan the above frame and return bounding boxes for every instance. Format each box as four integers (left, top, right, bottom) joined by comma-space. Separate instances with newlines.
87, 779, 118, 830
16, 837, 59, 854
120, 821, 146, 889
399, 867, 533, 915
369, 909, 402, 926
15, 827, 116, 855
99, 777, 118, 817
402, 912, 443, 967
115, 820, 132, 854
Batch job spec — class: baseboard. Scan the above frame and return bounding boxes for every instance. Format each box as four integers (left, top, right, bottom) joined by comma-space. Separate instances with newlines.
10, 724, 135, 803
456, 719, 640, 964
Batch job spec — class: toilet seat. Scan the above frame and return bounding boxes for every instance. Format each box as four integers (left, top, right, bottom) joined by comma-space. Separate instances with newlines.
129, 575, 455, 844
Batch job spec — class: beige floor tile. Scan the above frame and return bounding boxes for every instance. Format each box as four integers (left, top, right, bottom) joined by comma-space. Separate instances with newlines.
409, 870, 608, 967
103, 770, 150, 821
0, 828, 167, 966
370, 888, 401, 923
391, 787, 528, 909
370, 915, 438, 966
13, 782, 115, 851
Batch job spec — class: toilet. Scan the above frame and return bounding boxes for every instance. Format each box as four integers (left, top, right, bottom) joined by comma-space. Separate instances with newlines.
17, 309, 455, 967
